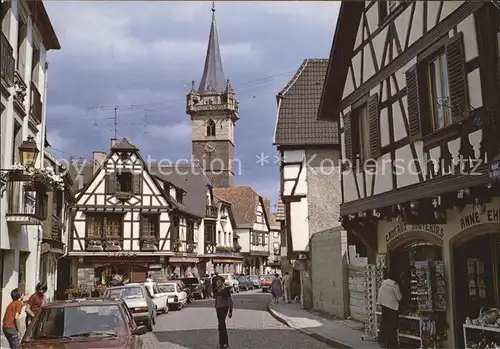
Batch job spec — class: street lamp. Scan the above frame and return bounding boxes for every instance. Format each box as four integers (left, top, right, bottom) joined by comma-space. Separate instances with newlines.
18, 136, 40, 169
0, 136, 40, 191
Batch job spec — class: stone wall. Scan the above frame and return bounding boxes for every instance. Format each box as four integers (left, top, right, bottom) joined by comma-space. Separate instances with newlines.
311, 227, 349, 318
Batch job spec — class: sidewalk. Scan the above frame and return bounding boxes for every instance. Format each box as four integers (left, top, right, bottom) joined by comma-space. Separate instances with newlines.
268, 302, 381, 349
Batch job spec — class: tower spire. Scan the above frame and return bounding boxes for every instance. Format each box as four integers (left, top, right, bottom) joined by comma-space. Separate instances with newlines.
198, 2, 225, 93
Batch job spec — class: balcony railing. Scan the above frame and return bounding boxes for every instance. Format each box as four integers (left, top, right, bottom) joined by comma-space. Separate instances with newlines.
204, 242, 216, 254
30, 82, 42, 124
205, 205, 218, 219
0, 32, 14, 87
6, 181, 46, 224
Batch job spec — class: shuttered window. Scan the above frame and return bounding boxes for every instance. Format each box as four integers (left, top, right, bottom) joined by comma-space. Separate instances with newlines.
406, 34, 467, 139
445, 33, 468, 122
368, 93, 381, 159
343, 103, 371, 171
186, 221, 195, 243
132, 174, 141, 194
343, 111, 354, 167
140, 214, 159, 237
106, 172, 141, 194
105, 173, 117, 194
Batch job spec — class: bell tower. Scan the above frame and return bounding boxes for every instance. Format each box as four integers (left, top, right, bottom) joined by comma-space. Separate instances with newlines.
186, 2, 238, 188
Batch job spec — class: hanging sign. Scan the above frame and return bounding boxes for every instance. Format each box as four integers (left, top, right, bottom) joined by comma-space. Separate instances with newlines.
385, 223, 444, 243
459, 209, 500, 230
489, 160, 500, 180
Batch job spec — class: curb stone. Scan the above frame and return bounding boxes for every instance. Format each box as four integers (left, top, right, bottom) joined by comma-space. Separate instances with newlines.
267, 303, 352, 349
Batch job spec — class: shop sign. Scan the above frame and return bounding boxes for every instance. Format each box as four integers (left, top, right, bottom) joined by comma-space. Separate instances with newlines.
459, 209, 500, 230
488, 160, 500, 180
385, 223, 444, 243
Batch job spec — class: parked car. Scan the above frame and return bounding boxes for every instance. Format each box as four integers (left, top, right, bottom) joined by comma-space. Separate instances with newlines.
237, 275, 254, 291
104, 284, 156, 331
181, 277, 204, 299
248, 275, 260, 289
143, 281, 169, 314
171, 279, 192, 303
220, 274, 239, 293
20, 298, 147, 348
158, 282, 188, 310
260, 275, 274, 292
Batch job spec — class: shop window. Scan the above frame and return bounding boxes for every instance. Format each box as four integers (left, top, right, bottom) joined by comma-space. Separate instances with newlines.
86, 214, 122, 238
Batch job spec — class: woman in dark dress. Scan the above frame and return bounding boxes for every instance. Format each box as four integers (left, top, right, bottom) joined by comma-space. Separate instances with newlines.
214, 278, 233, 348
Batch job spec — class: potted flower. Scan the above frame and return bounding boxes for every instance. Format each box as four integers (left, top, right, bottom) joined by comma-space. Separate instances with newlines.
216, 246, 233, 253
65, 286, 90, 299
232, 243, 242, 253
171, 239, 182, 252
187, 242, 197, 253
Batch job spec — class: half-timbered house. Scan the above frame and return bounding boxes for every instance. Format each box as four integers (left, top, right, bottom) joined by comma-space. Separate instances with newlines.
318, 1, 500, 346
214, 186, 271, 275
67, 139, 207, 286
274, 59, 347, 314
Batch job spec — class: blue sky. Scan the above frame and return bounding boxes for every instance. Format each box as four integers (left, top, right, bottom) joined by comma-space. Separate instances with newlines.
44, 1, 340, 208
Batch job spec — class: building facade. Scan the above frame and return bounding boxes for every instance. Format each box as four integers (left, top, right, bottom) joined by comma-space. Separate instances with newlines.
214, 186, 271, 275
1, 0, 60, 322
66, 139, 206, 288
318, 1, 500, 347
274, 59, 347, 315
186, 5, 238, 189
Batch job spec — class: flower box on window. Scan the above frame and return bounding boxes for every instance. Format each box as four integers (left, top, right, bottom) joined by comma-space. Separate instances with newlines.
140, 236, 158, 251
86, 239, 103, 251
105, 236, 122, 251
171, 239, 182, 252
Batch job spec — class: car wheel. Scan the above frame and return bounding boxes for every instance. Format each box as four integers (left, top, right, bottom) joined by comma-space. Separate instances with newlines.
146, 318, 153, 331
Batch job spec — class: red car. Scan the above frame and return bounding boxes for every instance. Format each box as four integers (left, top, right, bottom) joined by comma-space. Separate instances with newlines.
21, 298, 147, 348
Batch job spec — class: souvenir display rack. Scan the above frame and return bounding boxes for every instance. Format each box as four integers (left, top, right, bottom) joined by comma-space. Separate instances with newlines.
463, 323, 500, 349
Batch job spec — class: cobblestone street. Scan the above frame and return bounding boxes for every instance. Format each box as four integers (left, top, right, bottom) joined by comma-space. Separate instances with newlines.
141, 290, 333, 348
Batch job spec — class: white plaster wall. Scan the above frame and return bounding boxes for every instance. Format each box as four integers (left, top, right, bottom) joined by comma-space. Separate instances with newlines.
216, 205, 233, 247
283, 150, 307, 196
290, 200, 309, 251
235, 229, 250, 253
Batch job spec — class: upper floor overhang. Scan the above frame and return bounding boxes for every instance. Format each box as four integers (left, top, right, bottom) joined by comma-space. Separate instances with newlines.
27, 0, 61, 51
317, 2, 364, 122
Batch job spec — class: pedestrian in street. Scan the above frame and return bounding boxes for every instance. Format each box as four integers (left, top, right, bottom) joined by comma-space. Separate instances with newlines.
2, 288, 24, 349
271, 273, 282, 304
282, 272, 291, 303
377, 269, 402, 349
214, 277, 233, 348
25, 282, 47, 328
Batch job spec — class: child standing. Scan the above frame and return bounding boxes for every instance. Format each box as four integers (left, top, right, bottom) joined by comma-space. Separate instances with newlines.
2, 288, 24, 349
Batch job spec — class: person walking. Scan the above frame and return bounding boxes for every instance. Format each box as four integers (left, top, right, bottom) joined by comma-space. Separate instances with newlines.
25, 282, 47, 328
377, 269, 403, 349
2, 288, 24, 349
214, 277, 233, 348
282, 272, 291, 303
271, 273, 282, 304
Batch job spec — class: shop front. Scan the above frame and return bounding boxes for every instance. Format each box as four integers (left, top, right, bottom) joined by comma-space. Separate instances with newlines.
376, 198, 500, 348
71, 255, 167, 288
167, 256, 200, 278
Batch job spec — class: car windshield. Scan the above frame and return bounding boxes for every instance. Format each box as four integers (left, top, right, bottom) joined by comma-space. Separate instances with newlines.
159, 284, 176, 292
237, 276, 247, 281
24, 305, 126, 341
181, 278, 199, 285
106, 286, 144, 299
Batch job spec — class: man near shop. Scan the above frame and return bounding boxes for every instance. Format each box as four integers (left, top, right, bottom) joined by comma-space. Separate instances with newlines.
2, 288, 24, 349
377, 270, 403, 349
282, 272, 291, 303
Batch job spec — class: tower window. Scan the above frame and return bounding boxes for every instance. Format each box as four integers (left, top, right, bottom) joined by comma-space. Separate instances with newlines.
206, 119, 216, 136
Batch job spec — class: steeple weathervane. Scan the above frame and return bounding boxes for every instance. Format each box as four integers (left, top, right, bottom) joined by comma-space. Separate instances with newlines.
198, 1, 225, 93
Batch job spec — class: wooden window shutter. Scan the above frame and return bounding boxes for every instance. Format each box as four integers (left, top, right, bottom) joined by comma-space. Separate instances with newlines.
405, 65, 422, 140
132, 174, 141, 194
343, 111, 354, 165
368, 93, 381, 159
446, 33, 468, 122
106, 173, 117, 194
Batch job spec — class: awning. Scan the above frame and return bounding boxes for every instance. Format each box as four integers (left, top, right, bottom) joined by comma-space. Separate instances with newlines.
169, 257, 199, 263
212, 258, 243, 263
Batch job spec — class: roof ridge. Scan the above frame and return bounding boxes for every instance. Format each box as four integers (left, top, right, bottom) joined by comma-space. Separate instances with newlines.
278, 58, 328, 96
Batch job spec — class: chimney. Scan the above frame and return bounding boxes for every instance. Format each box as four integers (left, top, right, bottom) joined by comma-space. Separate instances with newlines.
93, 151, 106, 174
110, 138, 118, 148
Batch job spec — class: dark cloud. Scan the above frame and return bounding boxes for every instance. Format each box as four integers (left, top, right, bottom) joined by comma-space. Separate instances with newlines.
44, 1, 340, 204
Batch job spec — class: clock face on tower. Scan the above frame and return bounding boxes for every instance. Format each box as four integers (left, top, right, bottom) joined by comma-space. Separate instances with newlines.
205, 142, 215, 153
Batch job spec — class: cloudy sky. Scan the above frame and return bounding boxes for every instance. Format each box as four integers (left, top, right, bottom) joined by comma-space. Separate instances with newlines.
44, 1, 340, 208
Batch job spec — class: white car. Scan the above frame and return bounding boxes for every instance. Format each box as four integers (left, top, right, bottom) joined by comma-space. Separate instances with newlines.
220, 274, 239, 293
158, 282, 188, 310
143, 281, 169, 314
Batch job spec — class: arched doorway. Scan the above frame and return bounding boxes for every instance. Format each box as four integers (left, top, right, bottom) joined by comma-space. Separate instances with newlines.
450, 224, 500, 348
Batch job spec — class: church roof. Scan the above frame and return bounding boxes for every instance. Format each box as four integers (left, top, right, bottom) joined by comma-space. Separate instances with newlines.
274, 59, 339, 146
198, 6, 226, 93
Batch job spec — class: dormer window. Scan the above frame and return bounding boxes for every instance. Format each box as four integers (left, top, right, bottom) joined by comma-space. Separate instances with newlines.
206, 119, 216, 136
106, 171, 141, 194
175, 189, 183, 203
117, 172, 132, 192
